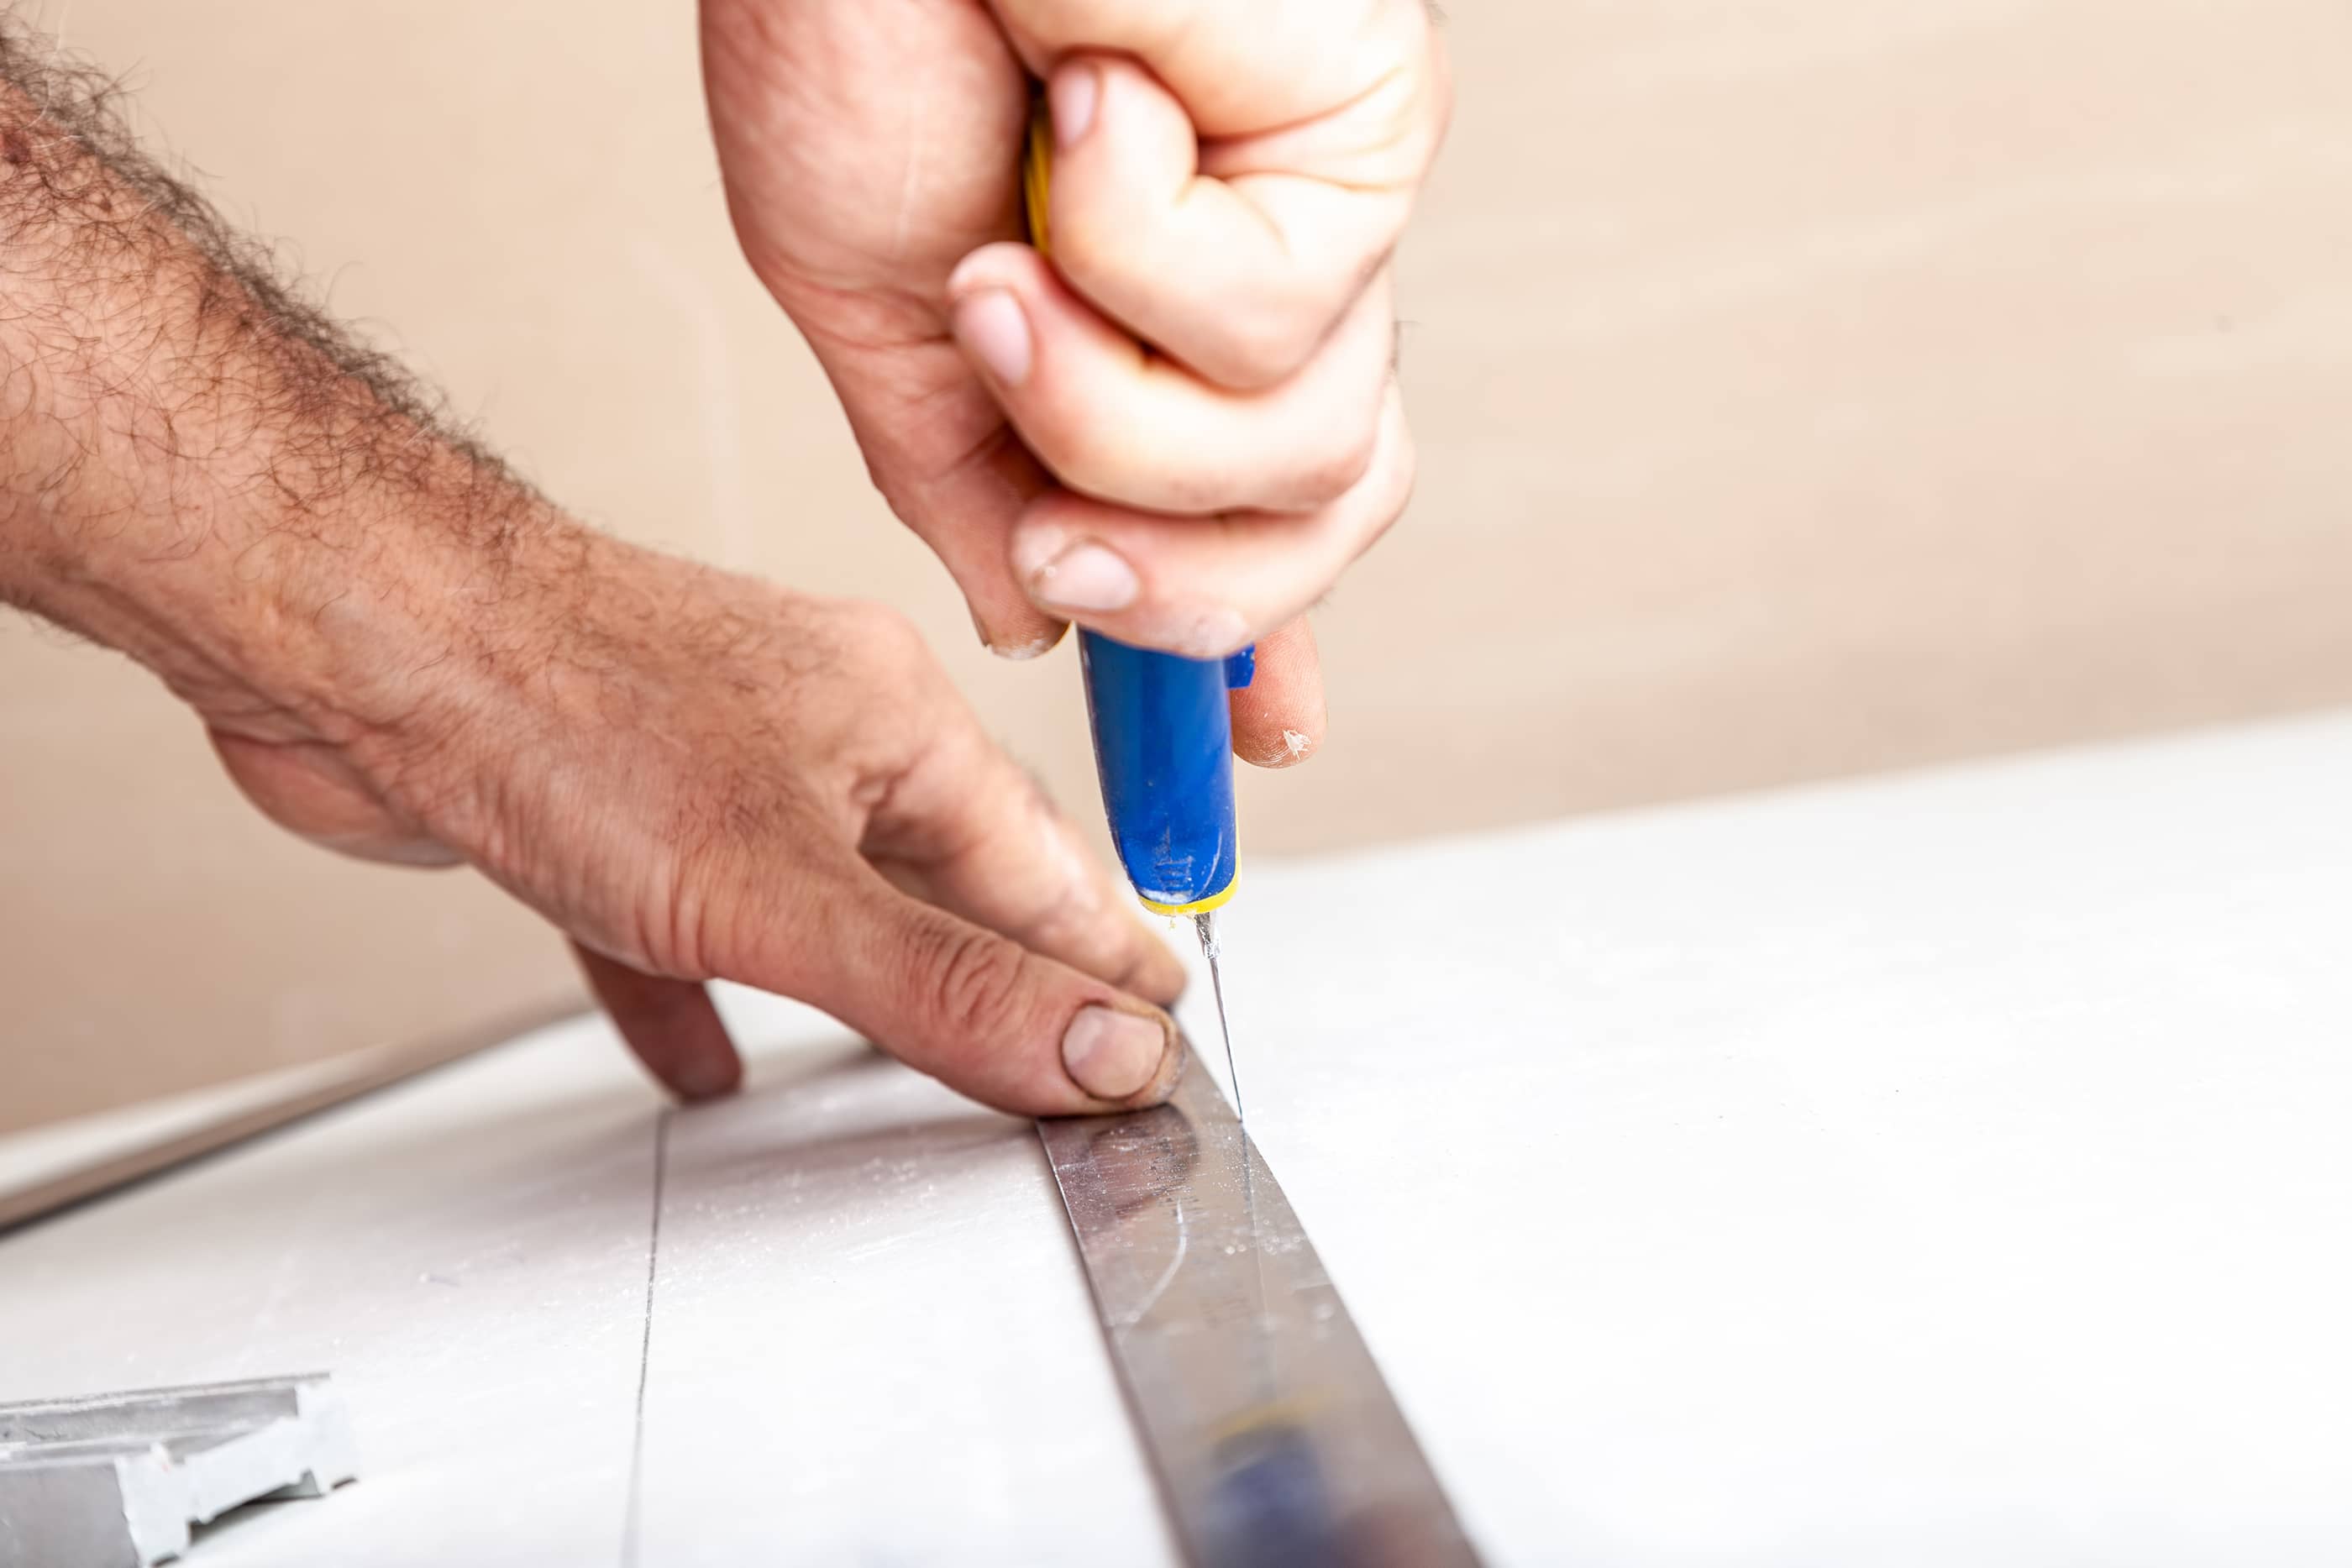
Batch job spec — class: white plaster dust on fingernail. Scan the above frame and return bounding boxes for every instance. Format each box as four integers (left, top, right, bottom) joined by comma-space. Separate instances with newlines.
988, 632, 1060, 661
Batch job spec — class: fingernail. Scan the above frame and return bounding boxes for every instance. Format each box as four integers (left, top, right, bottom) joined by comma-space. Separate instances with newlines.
1063, 1004, 1169, 1100
990, 633, 1060, 661
973, 607, 1066, 661
953, 289, 1032, 386
1028, 540, 1139, 613
1052, 63, 1100, 149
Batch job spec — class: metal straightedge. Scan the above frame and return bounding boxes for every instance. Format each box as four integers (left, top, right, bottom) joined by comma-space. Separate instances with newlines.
1040, 1065, 1481, 1567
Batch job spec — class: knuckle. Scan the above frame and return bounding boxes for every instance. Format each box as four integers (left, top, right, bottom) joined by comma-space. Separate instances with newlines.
834, 595, 921, 648
1021, 410, 1131, 502
1350, 422, 1417, 556
1373, 416, 1420, 527
1294, 414, 1382, 506
1054, 211, 1317, 391
1046, 203, 1117, 291
1214, 309, 1320, 391
918, 924, 1035, 1044
830, 598, 937, 679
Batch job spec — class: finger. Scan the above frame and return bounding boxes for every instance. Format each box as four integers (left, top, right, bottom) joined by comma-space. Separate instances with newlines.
860, 721, 1189, 1006
806, 335, 1070, 661
994, 0, 1444, 144
948, 244, 1393, 514
1229, 616, 1327, 768
1007, 380, 1415, 656
1040, 53, 1412, 388
750, 871, 1187, 1118
883, 414, 1070, 661
572, 941, 744, 1103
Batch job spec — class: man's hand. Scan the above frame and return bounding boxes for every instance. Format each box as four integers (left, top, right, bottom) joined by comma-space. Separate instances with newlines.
703, 0, 1449, 766
214, 536, 1189, 1115
0, 43, 1183, 1114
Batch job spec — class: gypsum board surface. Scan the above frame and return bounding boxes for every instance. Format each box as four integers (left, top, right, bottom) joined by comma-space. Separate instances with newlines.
1040, 1063, 1481, 1568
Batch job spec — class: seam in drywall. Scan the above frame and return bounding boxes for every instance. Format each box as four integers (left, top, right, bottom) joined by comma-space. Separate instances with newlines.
620, 1107, 671, 1568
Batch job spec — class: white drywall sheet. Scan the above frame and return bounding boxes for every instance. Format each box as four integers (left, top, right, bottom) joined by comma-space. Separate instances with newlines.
5, 712, 2352, 1564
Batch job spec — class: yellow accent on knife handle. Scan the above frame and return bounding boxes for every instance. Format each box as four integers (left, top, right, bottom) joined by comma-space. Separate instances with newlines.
1136, 879, 1239, 919
1024, 100, 1054, 257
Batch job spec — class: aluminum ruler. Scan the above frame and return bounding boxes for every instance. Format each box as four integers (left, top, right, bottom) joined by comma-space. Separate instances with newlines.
1038, 1064, 1481, 1567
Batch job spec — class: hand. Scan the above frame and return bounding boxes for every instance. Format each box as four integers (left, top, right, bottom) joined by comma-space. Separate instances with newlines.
207, 527, 1190, 1114
702, 0, 1449, 766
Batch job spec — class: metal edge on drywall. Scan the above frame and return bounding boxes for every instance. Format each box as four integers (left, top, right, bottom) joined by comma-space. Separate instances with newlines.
0, 1000, 589, 1235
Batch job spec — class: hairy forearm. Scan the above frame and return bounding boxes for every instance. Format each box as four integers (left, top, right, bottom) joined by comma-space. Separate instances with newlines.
0, 37, 568, 758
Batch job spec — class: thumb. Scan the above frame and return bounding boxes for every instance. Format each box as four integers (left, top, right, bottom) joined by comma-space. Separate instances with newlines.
756, 869, 1187, 1117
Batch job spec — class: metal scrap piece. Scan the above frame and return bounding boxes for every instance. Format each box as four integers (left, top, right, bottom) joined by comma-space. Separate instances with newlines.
0, 1375, 358, 1568
1039, 1067, 1480, 1567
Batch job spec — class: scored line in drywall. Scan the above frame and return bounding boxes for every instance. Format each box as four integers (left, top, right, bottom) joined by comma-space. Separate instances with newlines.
619, 1107, 671, 1568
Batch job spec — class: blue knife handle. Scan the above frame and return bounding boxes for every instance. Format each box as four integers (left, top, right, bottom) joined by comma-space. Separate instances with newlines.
1079, 630, 1248, 915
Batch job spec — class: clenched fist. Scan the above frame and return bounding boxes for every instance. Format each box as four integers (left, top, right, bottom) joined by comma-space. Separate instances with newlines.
704, 0, 1450, 765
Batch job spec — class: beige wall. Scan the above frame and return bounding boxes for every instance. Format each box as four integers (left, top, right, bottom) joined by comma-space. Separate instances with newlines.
7, 0, 2352, 1131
